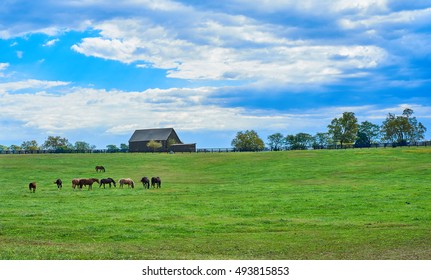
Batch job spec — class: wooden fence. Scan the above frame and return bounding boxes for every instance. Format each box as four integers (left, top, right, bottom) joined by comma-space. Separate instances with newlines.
1, 141, 431, 154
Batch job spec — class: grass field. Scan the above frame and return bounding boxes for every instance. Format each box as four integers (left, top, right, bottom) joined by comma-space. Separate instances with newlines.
1, 148, 431, 260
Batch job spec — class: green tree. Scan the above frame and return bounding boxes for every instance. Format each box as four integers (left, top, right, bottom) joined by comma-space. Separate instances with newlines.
328, 112, 358, 148
74, 141, 94, 151
120, 143, 129, 152
231, 130, 265, 151
43, 136, 72, 151
381, 108, 426, 145
21, 140, 39, 151
285, 133, 313, 150
355, 121, 380, 147
106, 144, 120, 152
147, 140, 162, 152
312, 132, 330, 149
0, 145, 9, 152
267, 133, 284, 151
9, 144, 21, 152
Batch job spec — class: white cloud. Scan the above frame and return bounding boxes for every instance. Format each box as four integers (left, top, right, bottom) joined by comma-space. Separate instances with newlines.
339, 7, 431, 30
0, 84, 321, 136
226, 0, 388, 15
0, 63, 9, 77
3, 82, 428, 138
43, 38, 60, 47
71, 17, 388, 85
0, 79, 70, 93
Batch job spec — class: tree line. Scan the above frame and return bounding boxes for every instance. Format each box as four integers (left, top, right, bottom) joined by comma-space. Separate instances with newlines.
232, 108, 427, 151
1, 108, 427, 153
0, 136, 129, 153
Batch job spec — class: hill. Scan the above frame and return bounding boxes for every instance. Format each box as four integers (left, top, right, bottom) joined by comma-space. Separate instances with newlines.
0, 148, 430, 259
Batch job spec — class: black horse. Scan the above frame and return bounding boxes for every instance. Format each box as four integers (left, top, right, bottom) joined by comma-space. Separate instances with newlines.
140, 177, 150, 189
99, 178, 116, 188
29, 182, 36, 192
151, 177, 161, 188
54, 178, 62, 189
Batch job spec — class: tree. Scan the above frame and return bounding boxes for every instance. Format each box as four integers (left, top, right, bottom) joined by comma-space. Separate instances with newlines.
285, 133, 313, 150
312, 132, 330, 149
21, 140, 39, 151
167, 138, 178, 148
106, 144, 120, 152
147, 140, 162, 152
355, 121, 380, 147
267, 133, 285, 151
327, 112, 358, 148
381, 108, 427, 145
0, 145, 9, 152
43, 136, 72, 151
120, 143, 129, 152
231, 130, 265, 151
9, 144, 21, 152
74, 141, 94, 151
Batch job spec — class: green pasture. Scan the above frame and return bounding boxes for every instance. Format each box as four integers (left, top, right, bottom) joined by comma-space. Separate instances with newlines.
0, 148, 431, 259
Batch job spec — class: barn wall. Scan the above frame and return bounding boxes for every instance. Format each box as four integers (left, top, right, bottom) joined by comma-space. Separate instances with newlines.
169, 144, 196, 153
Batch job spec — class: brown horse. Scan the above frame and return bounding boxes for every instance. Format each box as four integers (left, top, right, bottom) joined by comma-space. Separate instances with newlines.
151, 177, 161, 188
29, 182, 36, 192
119, 178, 134, 188
140, 177, 150, 189
54, 178, 62, 189
78, 178, 100, 190
95, 166, 105, 172
71, 178, 81, 189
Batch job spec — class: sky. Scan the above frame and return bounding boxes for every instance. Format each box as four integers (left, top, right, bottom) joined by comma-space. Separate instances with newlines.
1, 0, 431, 149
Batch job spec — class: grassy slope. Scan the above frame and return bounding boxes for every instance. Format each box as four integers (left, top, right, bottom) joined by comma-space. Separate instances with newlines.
0, 148, 430, 259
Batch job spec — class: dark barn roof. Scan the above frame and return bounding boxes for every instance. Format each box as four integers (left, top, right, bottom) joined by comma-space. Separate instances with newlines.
129, 128, 181, 143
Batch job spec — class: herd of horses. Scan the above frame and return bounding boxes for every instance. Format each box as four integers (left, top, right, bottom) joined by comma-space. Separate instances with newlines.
28, 165, 162, 192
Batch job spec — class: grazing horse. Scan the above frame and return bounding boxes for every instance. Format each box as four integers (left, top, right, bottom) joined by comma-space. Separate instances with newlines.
54, 178, 62, 189
29, 182, 36, 192
99, 178, 116, 188
119, 178, 135, 188
151, 177, 161, 188
71, 178, 81, 189
140, 177, 150, 189
78, 178, 100, 190
95, 166, 105, 172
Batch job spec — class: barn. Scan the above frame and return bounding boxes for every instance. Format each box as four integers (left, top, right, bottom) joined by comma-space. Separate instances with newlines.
128, 128, 196, 153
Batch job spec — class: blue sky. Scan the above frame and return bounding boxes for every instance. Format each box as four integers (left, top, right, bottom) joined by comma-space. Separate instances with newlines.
1, 0, 431, 148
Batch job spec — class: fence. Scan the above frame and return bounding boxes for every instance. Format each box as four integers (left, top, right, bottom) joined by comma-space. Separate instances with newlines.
1, 141, 431, 154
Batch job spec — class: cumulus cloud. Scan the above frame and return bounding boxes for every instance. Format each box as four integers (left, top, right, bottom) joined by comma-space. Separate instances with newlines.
339, 7, 431, 30
71, 17, 388, 85
228, 0, 388, 15
2, 80, 429, 140
0, 79, 70, 93
0, 85, 292, 134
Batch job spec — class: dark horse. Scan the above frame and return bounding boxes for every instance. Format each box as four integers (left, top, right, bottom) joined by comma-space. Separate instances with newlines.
54, 178, 62, 189
99, 178, 116, 188
151, 177, 161, 188
78, 178, 100, 190
95, 166, 105, 172
140, 177, 150, 189
29, 182, 36, 192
